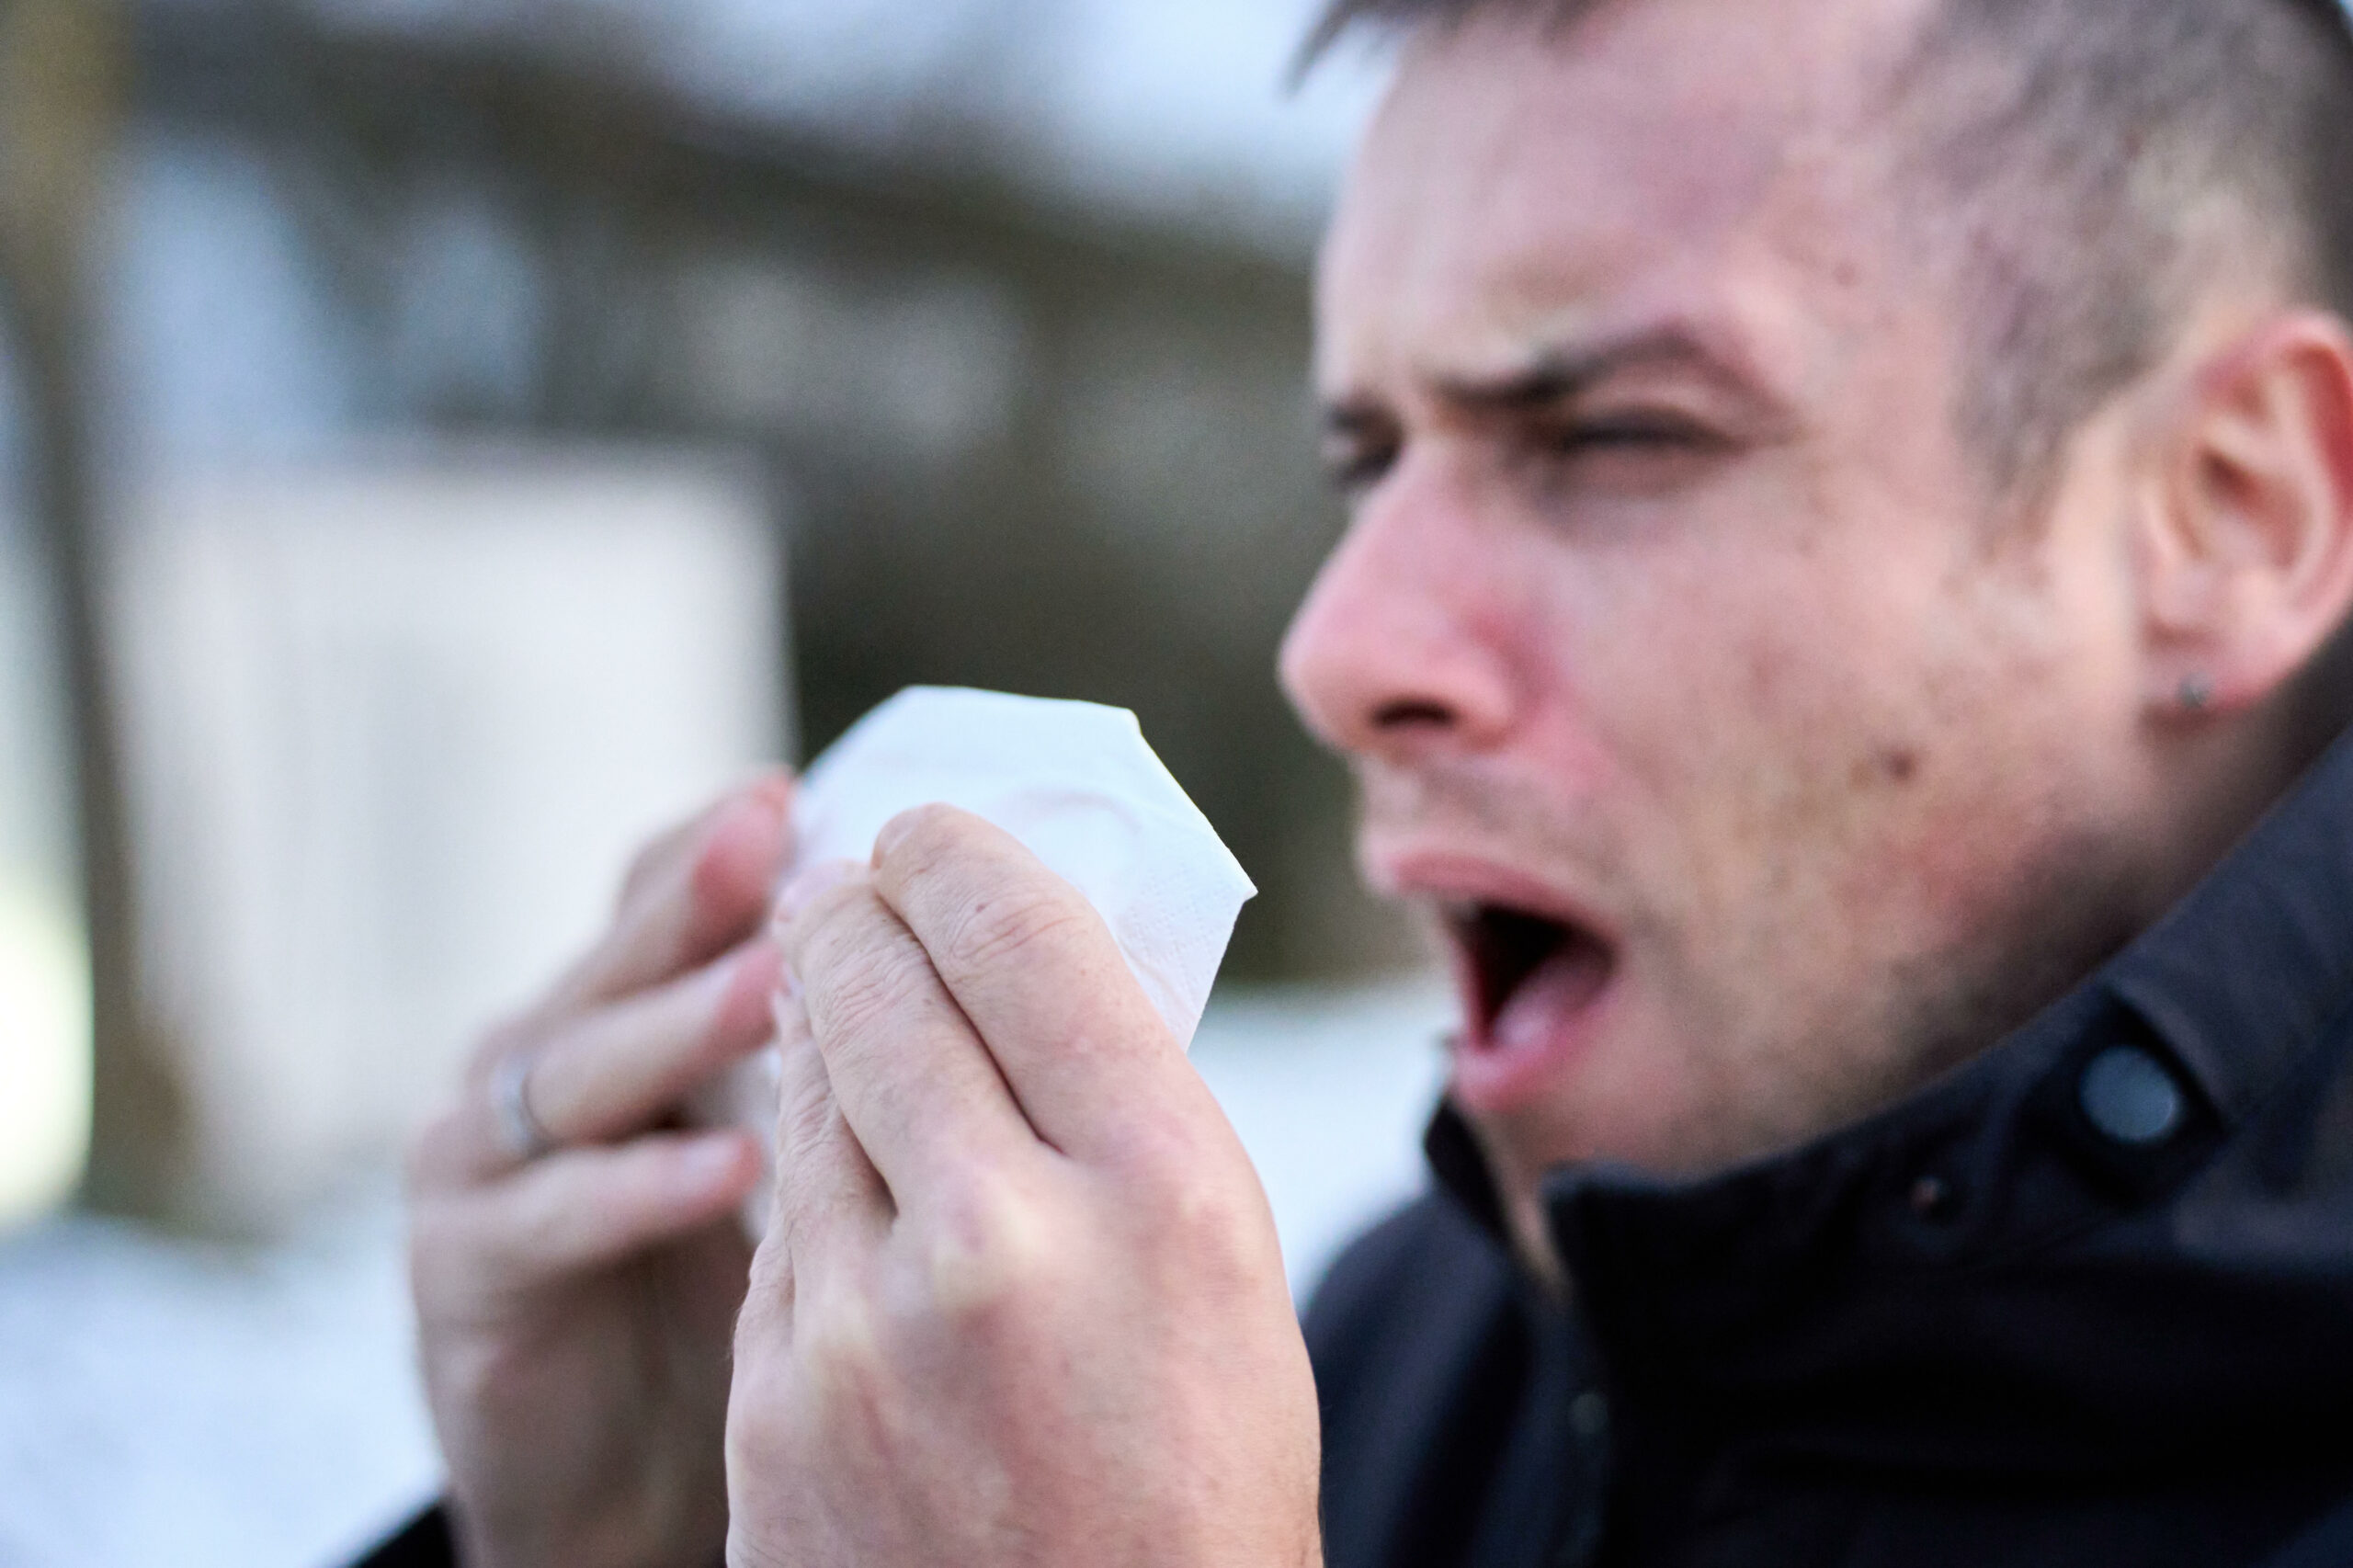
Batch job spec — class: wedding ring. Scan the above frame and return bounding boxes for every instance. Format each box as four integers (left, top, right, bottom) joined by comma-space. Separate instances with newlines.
490, 1050, 557, 1162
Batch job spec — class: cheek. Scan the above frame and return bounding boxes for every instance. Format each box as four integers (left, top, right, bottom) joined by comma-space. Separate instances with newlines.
1537, 523, 2065, 954
1537, 539, 1935, 813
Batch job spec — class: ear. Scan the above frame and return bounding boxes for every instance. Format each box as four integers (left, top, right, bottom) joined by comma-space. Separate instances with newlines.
2135, 313, 2353, 722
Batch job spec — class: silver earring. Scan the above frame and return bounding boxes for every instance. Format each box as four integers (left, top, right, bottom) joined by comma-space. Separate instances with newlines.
2179, 674, 2214, 713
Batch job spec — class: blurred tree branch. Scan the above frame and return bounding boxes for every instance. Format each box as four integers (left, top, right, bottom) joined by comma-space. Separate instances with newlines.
0, 0, 183, 1213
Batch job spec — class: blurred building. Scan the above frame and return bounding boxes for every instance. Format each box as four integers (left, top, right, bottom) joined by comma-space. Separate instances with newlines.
0, 0, 1409, 1229
108, 455, 782, 1228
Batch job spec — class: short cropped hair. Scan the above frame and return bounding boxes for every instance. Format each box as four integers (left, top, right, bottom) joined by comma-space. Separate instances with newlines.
1301, 0, 2353, 504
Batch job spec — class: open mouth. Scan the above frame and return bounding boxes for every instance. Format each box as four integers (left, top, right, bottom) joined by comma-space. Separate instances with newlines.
1447, 902, 1618, 1061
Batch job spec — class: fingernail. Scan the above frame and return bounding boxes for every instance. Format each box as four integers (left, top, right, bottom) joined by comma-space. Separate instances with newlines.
708, 941, 784, 1038
694, 792, 792, 914
772, 858, 860, 927
679, 1134, 746, 1187
749, 771, 795, 816
871, 807, 924, 865
733, 939, 784, 993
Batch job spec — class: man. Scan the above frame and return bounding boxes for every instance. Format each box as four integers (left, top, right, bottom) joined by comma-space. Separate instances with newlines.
364, 0, 2353, 1563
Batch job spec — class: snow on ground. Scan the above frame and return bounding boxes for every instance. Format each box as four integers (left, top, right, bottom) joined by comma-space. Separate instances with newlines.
0, 977, 1452, 1568
0, 1181, 438, 1568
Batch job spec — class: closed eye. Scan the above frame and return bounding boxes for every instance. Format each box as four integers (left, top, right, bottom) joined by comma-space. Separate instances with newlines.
1322, 437, 1401, 500
1515, 410, 1734, 498
1545, 413, 1723, 455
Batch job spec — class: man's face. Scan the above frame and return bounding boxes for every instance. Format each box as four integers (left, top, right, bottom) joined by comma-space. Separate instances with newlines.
1281, 0, 2170, 1236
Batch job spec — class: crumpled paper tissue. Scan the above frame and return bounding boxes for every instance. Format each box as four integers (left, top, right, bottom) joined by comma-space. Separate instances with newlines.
706, 686, 1256, 1233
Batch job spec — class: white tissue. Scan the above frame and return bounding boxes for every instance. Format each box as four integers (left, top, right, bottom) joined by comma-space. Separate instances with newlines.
705, 687, 1256, 1234
789, 686, 1256, 1044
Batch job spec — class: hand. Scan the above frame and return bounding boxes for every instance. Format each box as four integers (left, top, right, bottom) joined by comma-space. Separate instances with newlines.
726, 805, 1322, 1568
407, 778, 792, 1568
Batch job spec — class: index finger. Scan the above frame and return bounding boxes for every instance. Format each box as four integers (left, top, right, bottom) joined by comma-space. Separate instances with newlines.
868, 805, 1216, 1165
550, 772, 794, 1012
781, 870, 1043, 1208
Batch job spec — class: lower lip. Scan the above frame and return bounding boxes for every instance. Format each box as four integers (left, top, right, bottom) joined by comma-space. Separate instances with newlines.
1449, 944, 1619, 1115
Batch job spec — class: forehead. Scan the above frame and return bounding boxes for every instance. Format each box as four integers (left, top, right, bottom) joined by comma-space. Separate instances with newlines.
1316, 0, 1937, 392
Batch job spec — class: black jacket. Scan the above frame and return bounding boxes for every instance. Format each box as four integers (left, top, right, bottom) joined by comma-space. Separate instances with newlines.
363, 736, 2353, 1568
1313, 731, 2353, 1568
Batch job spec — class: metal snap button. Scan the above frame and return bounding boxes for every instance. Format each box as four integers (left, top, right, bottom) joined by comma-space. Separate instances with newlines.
2077, 1045, 2185, 1146
1908, 1174, 1956, 1221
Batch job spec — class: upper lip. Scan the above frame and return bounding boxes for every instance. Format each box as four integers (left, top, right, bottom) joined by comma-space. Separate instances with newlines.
1373, 848, 1619, 947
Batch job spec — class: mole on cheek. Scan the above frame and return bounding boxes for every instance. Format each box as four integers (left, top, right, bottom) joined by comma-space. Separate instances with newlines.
1850, 745, 1923, 790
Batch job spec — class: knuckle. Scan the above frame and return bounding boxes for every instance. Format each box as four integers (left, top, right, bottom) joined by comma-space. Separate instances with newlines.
881, 802, 973, 872
940, 886, 1090, 977
504, 1172, 586, 1261
785, 885, 866, 967
1138, 1158, 1265, 1279
797, 1279, 888, 1390
924, 1172, 1057, 1319
813, 961, 898, 1048
799, 919, 907, 1043
782, 890, 839, 957
1165, 1174, 1253, 1252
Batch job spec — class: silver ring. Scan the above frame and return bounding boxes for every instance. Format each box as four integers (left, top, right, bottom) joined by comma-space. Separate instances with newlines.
490, 1050, 557, 1162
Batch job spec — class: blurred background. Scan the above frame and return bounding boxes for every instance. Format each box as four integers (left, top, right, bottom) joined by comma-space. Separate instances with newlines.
0, 3, 1455, 1564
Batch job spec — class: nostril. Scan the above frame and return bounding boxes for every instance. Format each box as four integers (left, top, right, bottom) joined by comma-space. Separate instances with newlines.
1372, 699, 1456, 731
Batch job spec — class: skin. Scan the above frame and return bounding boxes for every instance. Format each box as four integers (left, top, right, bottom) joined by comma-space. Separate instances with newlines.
724, 818, 1319, 1568
1280, 0, 2353, 1268
407, 780, 788, 1568
408, 0, 2353, 1562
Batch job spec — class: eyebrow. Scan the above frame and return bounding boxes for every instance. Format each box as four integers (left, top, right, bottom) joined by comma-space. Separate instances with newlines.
1319, 323, 1774, 437
1435, 325, 1739, 410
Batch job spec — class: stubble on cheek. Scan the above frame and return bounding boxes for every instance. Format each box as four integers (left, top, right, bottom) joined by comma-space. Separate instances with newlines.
1866, 806, 2154, 1082
1687, 733, 2155, 1165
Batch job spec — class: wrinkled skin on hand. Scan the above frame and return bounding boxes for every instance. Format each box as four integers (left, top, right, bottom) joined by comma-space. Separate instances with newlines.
406, 778, 790, 1568
726, 806, 1324, 1568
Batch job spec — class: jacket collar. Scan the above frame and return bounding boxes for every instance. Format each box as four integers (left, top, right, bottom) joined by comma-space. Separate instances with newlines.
2101, 728, 2353, 1125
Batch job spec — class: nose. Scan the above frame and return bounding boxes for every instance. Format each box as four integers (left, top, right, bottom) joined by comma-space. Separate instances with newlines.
1279, 462, 1519, 762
